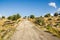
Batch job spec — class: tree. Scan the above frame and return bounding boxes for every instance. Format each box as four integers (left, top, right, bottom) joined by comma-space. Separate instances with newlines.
54, 12, 58, 16
28, 16, 29, 18
7, 13, 21, 21
7, 16, 12, 20
16, 13, 21, 19
30, 15, 35, 19
59, 13, 60, 15
2, 16, 5, 19
40, 16, 42, 18
44, 13, 51, 17
23, 16, 27, 19
12, 15, 17, 21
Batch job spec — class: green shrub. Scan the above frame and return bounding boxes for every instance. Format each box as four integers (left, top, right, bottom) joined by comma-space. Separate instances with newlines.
46, 24, 52, 30
30, 15, 35, 19
7, 13, 21, 21
44, 13, 51, 17
54, 12, 58, 16
35, 17, 45, 25
2, 16, 5, 19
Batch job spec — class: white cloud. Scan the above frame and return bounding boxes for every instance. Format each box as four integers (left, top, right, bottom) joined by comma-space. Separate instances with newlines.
48, 2, 57, 8
57, 8, 60, 12
51, 13, 53, 16
56, 8, 60, 13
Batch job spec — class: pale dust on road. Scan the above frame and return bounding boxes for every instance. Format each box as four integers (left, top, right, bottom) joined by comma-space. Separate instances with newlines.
9, 19, 60, 40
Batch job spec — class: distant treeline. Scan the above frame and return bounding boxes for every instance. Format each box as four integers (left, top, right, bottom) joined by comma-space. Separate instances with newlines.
1, 12, 60, 20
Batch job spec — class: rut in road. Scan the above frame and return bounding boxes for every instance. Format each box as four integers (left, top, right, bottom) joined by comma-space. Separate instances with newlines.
9, 19, 60, 40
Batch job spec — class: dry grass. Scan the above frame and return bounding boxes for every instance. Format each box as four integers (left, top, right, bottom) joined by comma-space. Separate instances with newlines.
0, 18, 20, 40
30, 16, 60, 38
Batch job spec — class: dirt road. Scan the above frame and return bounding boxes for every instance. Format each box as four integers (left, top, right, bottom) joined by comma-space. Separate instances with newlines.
9, 19, 60, 40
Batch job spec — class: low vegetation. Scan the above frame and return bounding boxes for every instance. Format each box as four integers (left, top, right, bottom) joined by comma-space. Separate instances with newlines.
0, 13, 21, 40
29, 15, 35, 19
29, 12, 60, 38
7, 13, 21, 21
0, 12, 60, 40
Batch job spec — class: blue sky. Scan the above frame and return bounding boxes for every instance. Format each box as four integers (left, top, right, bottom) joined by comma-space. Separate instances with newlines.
0, 0, 60, 17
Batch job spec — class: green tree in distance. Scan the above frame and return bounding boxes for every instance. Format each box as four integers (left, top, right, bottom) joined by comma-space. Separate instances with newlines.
2, 16, 5, 19
54, 12, 58, 16
7, 13, 21, 21
44, 13, 51, 17
30, 15, 35, 19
